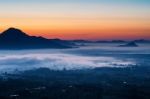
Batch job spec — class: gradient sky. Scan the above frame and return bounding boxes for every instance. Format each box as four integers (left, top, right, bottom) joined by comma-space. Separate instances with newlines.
0, 0, 150, 40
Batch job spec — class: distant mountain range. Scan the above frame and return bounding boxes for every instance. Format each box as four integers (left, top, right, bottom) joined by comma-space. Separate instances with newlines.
0, 28, 74, 49
133, 39, 150, 43
70, 39, 150, 43
0, 27, 149, 49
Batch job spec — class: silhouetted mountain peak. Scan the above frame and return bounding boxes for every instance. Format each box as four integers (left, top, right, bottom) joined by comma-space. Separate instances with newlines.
0, 27, 29, 38
0, 27, 73, 49
6, 27, 21, 31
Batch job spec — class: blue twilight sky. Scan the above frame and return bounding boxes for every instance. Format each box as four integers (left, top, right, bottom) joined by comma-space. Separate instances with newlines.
0, 0, 150, 40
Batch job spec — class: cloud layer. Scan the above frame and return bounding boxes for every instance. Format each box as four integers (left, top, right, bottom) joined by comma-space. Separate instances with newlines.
0, 53, 136, 73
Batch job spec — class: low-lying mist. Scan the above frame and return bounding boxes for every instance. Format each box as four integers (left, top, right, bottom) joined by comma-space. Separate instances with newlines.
0, 43, 149, 73
0, 53, 136, 73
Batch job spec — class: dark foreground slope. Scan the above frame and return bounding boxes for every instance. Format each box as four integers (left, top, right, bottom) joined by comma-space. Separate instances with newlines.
0, 66, 150, 99
0, 28, 73, 49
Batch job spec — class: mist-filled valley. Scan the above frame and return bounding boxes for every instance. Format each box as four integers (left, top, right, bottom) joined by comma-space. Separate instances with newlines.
0, 43, 150, 72
0, 43, 150, 99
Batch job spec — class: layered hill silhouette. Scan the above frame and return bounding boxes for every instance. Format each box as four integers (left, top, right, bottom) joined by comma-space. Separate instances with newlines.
0, 28, 73, 49
118, 42, 138, 47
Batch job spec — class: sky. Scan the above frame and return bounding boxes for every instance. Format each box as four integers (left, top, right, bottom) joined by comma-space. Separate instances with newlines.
0, 0, 150, 40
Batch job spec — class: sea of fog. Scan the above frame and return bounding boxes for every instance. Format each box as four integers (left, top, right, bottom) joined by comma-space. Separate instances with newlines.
0, 43, 150, 73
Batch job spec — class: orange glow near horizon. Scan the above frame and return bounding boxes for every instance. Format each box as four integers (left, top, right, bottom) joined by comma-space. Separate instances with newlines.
0, 1, 150, 40
0, 17, 149, 40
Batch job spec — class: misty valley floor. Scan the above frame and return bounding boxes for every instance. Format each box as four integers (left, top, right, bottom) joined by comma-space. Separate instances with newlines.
1, 66, 150, 99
